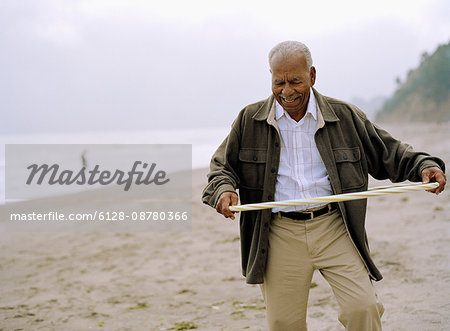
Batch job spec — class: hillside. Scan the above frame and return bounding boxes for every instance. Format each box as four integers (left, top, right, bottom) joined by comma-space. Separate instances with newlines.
376, 41, 450, 122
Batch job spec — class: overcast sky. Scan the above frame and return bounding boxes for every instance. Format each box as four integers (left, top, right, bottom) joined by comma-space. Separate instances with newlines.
1, 0, 449, 133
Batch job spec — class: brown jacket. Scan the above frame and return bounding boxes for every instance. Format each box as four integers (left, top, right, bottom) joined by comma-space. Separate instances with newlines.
202, 88, 445, 284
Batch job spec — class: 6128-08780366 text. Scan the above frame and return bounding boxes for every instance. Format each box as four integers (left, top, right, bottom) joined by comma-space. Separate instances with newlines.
9, 210, 189, 222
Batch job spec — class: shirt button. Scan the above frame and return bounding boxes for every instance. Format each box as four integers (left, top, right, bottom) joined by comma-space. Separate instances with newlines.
343, 155, 348, 160
271, 167, 276, 173
253, 156, 258, 161
275, 142, 279, 147
261, 249, 266, 254
268, 195, 273, 200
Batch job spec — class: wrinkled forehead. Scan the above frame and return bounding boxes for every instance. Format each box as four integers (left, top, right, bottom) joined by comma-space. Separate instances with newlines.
271, 53, 310, 80
270, 52, 309, 73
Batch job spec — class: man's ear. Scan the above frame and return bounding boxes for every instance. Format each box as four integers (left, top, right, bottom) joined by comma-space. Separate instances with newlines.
310, 66, 316, 86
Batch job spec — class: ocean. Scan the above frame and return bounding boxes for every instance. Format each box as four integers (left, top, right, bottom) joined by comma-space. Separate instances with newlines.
0, 127, 230, 203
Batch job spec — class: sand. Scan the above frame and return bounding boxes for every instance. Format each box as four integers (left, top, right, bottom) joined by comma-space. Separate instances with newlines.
1, 122, 449, 330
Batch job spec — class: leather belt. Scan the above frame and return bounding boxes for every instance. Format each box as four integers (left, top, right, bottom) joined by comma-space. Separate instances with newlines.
278, 203, 337, 221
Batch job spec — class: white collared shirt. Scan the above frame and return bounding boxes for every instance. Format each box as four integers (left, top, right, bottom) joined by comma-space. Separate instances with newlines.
272, 89, 333, 212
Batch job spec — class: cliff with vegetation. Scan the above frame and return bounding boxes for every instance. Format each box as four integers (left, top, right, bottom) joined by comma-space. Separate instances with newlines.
376, 41, 450, 122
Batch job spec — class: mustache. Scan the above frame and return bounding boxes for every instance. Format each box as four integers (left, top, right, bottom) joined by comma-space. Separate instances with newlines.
279, 93, 303, 101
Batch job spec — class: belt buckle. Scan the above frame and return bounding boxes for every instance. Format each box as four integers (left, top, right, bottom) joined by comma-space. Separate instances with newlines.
306, 211, 314, 219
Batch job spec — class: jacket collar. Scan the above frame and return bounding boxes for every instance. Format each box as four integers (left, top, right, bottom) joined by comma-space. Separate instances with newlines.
252, 87, 339, 123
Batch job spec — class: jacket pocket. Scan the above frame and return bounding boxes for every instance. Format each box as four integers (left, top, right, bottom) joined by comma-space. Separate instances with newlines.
333, 147, 365, 191
238, 148, 267, 190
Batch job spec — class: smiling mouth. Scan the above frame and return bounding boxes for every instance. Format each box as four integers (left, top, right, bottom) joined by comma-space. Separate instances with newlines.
280, 94, 302, 104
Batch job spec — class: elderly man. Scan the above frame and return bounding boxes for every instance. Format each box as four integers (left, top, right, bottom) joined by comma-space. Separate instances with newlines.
202, 41, 446, 330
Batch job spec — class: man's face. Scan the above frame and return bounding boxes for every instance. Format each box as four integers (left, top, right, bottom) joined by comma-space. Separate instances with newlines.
271, 52, 316, 120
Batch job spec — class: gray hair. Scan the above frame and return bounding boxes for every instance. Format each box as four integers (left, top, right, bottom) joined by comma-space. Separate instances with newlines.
268, 41, 313, 69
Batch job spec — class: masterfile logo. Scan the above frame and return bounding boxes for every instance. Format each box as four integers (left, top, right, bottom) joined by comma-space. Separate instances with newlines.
3, 144, 192, 232
26, 161, 170, 191
5, 144, 189, 200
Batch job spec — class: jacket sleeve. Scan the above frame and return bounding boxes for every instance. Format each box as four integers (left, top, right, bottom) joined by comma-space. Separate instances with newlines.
202, 120, 241, 208
356, 111, 446, 182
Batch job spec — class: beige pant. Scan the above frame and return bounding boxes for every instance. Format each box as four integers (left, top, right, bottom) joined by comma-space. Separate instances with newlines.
260, 209, 384, 331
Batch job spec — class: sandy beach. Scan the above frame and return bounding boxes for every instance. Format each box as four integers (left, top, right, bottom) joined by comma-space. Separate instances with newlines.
1, 122, 449, 331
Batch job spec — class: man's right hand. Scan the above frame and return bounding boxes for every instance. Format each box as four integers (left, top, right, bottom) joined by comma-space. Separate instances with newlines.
216, 191, 239, 220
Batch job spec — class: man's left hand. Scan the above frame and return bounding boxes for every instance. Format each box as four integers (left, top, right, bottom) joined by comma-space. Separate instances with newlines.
421, 166, 446, 195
